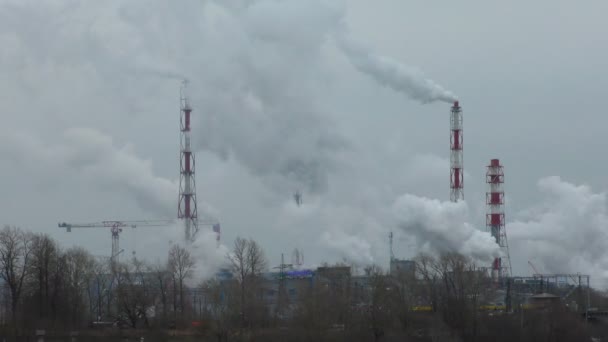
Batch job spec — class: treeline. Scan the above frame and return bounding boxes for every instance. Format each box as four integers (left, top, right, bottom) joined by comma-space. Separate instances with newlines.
201, 239, 594, 342
0, 226, 598, 341
0, 225, 195, 334
201, 239, 589, 341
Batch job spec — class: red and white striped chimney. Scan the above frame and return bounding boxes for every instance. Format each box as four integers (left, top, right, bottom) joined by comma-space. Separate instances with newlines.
486, 159, 512, 281
450, 101, 463, 202
178, 80, 199, 243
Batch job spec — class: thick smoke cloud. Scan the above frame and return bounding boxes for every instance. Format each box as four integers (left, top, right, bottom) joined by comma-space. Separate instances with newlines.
392, 194, 500, 263
0, 128, 177, 218
509, 177, 608, 282
157, 221, 229, 283
129, 220, 228, 283
0, 0, 455, 198
335, 32, 458, 104
320, 231, 373, 265
192, 0, 457, 195
189, 228, 230, 281
0, 0, 501, 270
193, 0, 349, 195
1, 127, 227, 273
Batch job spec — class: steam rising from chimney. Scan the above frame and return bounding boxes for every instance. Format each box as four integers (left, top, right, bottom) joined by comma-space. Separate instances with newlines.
335, 32, 457, 104
0, 0, 500, 270
509, 176, 608, 283
392, 194, 500, 263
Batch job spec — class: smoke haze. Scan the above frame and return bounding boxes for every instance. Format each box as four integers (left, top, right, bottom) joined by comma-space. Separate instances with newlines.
192, 0, 348, 195
0, 0, 493, 271
509, 177, 608, 282
392, 194, 500, 264
0, 128, 177, 218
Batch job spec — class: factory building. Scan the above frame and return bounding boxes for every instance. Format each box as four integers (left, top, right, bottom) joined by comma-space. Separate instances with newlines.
390, 258, 415, 277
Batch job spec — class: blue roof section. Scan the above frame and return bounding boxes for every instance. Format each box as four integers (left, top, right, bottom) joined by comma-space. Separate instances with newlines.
285, 269, 314, 278
215, 268, 234, 281
219, 269, 315, 281
261, 269, 315, 280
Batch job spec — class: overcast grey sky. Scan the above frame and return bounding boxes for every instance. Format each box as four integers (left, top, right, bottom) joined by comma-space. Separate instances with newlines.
1, 0, 607, 284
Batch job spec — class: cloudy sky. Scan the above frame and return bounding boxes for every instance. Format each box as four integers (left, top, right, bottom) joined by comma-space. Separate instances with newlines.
1, 0, 607, 284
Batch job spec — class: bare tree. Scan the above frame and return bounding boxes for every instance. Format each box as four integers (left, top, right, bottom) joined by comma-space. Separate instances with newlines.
12, 233, 98, 330
414, 252, 491, 341
114, 257, 155, 328
168, 244, 195, 319
202, 278, 237, 342
247, 240, 266, 277
364, 265, 396, 341
62, 247, 96, 327
228, 237, 267, 329
150, 261, 171, 325
414, 253, 442, 313
0, 226, 33, 325
88, 257, 113, 322
390, 261, 416, 331
230, 237, 248, 328
28, 233, 59, 324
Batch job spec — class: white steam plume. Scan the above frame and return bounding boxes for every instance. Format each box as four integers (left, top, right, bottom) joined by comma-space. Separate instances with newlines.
320, 231, 374, 265
155, 221, 229, 284
392, 194, 500, 263
0, 127, 177, 217
193, 0, 348, 196
335, 32, 457, 104
189, 229, 230, 282
134, 220, 228, 283
2, 127, 225, 276
0, 0, 468, 269
509, 176, 608, 283
195, 0, 456, 198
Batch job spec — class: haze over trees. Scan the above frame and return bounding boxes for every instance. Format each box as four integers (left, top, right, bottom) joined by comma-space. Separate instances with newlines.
0, 225, 200, 335
0, 225, 599, 341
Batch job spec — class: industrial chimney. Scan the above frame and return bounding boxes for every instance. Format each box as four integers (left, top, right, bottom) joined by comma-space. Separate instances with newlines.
450, 101, 463, 202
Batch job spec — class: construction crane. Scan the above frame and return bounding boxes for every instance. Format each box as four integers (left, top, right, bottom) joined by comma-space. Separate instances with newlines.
528, 260, 541, 276
59, 218, 221, 264
58, 220, 175, 265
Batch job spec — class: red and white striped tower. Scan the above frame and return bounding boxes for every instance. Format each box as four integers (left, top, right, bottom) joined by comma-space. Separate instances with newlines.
178, 80, 199, 243
450, 101, 463, 202
486, 159, 512, 281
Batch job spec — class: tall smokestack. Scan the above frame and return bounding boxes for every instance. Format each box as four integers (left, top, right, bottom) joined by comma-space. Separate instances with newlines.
486, 159, 512, 281
450, 101, 463, 202
178, 80, 199, 243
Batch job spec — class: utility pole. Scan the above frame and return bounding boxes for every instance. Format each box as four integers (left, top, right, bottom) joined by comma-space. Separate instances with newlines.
274, 253, 292, 319
505, 278, 512, 312
587, 276, 591, 323
389, 231, 394, 261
